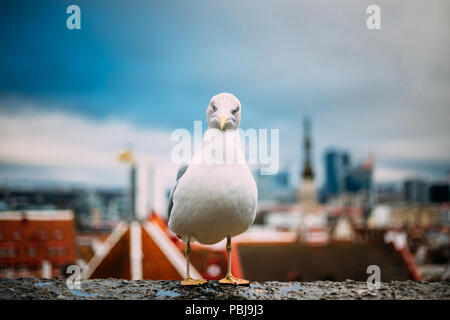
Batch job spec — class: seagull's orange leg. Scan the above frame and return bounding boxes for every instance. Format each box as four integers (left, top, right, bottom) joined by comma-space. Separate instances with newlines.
181, 235, 207, 286
219, 236, 250, 285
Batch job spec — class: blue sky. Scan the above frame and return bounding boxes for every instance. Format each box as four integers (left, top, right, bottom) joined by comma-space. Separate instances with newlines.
1, 0, 449, 199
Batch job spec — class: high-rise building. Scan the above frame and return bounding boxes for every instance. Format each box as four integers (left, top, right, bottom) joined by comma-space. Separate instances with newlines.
429, 183, 450, 203
403, 179, 429, 203
324, 149, 373, 202
324, 149, 350, 196
345, 166, 373, 194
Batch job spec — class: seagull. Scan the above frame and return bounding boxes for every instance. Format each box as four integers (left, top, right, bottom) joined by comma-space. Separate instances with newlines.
168, 92, 258, 285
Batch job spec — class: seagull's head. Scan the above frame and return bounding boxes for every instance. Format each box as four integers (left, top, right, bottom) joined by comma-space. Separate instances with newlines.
206, 92, 241, 131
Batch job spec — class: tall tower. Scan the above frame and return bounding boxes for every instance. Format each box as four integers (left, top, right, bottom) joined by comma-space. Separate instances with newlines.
298, 117, 317, 214
302, 118, 314, 181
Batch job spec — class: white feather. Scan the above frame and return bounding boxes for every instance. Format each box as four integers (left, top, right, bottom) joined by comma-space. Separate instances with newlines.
169, 128, 258, 244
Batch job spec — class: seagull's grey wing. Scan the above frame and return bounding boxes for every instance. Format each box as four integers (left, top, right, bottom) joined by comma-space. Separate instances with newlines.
167, 164, 189, 219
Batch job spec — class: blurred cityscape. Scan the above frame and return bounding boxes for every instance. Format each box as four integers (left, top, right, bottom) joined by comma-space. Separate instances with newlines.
1, 118, 449, 282
1, 1, 449, 285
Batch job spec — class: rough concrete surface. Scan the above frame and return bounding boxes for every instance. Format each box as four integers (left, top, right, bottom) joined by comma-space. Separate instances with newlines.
0, 278, 449, 300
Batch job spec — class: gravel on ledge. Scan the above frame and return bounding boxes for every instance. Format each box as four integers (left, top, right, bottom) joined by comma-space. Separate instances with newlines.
0, 278, 449, 300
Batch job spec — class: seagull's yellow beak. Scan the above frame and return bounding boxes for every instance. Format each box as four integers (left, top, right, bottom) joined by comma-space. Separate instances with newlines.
219, 114, 228, 130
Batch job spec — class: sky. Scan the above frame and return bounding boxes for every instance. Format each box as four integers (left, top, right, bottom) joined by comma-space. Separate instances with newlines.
0, 0, 449, 212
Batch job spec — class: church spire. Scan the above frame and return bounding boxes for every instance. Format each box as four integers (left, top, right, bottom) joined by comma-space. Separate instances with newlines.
302, 117, 314, 180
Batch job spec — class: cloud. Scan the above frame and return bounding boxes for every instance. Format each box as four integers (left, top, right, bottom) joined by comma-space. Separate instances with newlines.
375, 139, 450, 163
0, 105, 182, 215
374, 167, 424, 183
0, 107, 174, 167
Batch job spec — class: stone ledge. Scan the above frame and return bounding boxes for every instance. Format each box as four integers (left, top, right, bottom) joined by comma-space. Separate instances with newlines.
1, 278, 449, 300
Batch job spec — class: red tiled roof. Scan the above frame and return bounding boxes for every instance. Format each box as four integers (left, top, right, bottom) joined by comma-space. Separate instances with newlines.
90, 228, 131, 279
141, 223, 182, 280
82, 221, 202, 280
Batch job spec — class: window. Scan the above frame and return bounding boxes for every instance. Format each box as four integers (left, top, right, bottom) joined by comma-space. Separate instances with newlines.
27, 246, 37, 257
47, 246, 66, 257
54, 229, 64, 240
0, 247, 16, 258
38, 229, 48, 240
12, 230, 21, 240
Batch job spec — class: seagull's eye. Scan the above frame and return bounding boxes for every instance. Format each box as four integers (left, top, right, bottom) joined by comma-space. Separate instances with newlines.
232, 107, 239, 115
210, 104, 217, 112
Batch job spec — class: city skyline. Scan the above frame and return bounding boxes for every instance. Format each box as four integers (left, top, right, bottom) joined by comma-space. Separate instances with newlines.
1, 1, 449, 212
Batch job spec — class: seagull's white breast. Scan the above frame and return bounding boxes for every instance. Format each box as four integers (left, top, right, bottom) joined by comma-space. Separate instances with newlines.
169, 129, 258, 244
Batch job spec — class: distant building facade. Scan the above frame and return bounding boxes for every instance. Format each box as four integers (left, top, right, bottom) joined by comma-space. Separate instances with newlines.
0, 187, 130, 230
323, 149, 373, 203
401, 179, 449, 204
429, 183, 450, 203
324, 150, 350, 196
404, 179, 429, 203
345, 166, 372, 193
0, 210, 76, 278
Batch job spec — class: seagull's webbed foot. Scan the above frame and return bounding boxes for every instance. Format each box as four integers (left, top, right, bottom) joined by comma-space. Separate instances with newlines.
181, 277, 207, 286
219, 274, 250, 285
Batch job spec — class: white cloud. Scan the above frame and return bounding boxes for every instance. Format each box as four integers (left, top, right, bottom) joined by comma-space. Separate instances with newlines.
0, 108, 180, 215
0, 109, 173, 168
375, 139, 450, 163
373, 167, 420, 183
